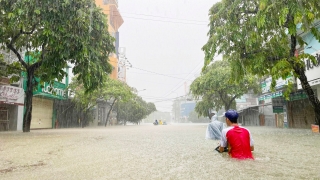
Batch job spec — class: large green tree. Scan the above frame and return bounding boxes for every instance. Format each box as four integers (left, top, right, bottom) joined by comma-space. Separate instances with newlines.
203, 0, 320, 124
190, 60, 260, 117
0, 0, 114, 132
69, 76, 134, 126
116, 96, 156, 125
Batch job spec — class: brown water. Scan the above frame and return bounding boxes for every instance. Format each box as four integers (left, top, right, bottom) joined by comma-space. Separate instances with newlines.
0, 124, 319, 180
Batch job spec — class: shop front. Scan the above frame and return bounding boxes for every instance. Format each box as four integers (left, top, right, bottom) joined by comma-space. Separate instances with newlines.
24, 81, 68, 130
0, 84, 25, 131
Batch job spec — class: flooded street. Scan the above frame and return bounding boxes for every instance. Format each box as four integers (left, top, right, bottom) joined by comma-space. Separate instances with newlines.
1, 124, 319, 180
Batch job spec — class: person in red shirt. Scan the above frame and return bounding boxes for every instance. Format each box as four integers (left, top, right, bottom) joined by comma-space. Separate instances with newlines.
219, 109, 254, 159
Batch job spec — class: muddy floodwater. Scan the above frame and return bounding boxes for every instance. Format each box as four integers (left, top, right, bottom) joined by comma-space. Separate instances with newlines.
1, 124, 319, 180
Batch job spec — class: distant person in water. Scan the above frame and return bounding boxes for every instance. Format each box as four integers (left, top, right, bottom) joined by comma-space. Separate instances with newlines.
205, 112, 224, 140
153, 119, 158, 125
219, 109, 254, 160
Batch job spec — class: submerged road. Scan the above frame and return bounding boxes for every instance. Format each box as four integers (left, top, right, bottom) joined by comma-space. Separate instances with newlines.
1, 124, 319, 180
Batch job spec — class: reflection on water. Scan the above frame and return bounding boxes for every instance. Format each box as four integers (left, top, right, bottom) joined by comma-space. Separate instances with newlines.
0, 125, 319, 179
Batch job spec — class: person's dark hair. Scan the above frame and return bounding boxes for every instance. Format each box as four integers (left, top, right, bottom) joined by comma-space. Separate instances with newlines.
225, 109, 238, 123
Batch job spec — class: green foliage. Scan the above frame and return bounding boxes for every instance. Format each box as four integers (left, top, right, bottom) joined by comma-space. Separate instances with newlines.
69, 76, 134, 112
203, 0, 320, 124
0, 0, 115, 131
116, 95, 157, 124
0, 54, 5, 77
203, 0, 320, 91
0, 53, 23, 81
0, 0, 114, 91
190, 60, 260, 117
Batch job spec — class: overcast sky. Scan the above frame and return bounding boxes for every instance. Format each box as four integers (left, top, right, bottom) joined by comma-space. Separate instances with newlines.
118, 0, 220, 112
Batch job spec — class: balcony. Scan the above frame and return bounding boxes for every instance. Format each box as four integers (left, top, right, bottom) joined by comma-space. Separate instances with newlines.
103, 0, 118, 7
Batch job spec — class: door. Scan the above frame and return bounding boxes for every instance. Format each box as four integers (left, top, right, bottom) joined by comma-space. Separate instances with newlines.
31, 97, 53, 129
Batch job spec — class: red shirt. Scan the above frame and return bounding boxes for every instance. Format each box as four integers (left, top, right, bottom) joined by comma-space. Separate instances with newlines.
221, 126, 254, 160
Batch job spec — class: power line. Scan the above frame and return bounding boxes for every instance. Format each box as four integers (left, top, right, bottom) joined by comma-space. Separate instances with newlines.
122, 16, 207, 25
102, 9, 208, 23
121, 12, 208, 23
161, 53, 221, 98
129, 71, 198, 75
109, 59, 198, 82
101, 10, 208, 25
130, 66, 193, 81
161, 60, 203, 97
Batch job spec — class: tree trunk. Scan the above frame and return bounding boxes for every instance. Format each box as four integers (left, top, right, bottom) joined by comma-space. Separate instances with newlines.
290, 34, 320, 126
23, 69, 35, 132
294, 67, 320, 125
105, 98, 117, 127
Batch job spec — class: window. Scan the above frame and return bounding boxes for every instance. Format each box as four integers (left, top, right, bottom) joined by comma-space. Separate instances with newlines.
103, 0, 109, 5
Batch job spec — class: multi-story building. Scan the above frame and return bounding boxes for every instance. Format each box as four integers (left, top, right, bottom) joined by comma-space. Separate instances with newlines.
90, 0, 125, 126
95, 0, 124, 80
0, 50, 25, 131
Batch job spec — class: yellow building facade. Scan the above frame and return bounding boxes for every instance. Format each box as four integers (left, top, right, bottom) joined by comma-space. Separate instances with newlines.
95, 0, 123, 80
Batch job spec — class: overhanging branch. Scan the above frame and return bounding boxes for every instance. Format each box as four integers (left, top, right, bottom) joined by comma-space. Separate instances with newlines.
20, 24, 37, 35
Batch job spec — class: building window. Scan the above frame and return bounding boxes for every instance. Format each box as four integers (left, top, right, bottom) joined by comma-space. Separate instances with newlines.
103, 0, 109, 5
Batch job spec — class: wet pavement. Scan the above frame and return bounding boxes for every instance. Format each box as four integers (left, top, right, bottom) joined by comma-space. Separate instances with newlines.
1, 124, 319, 180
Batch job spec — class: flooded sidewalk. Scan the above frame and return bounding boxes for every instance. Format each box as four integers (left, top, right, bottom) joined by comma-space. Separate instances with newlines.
0, 124, 319, 180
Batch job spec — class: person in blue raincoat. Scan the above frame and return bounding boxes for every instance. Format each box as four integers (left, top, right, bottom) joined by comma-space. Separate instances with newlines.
205, 112, 224, 140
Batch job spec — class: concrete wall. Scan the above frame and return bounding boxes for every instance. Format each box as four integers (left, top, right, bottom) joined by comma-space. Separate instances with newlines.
17, 105, 23, 131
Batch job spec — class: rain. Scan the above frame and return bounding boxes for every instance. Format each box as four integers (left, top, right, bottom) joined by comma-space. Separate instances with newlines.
1, 0, 320, 179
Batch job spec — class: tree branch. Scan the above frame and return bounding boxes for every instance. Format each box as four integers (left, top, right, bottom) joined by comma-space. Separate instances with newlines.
218, 91, 228, 106
5, 24, 38, 69
20, 24, 37, 35
6, 43, 28, 68
30, 41, 47, 70
225, 94, 240, 110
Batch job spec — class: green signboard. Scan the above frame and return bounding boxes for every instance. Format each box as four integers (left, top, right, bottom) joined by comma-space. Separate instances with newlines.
259, 91, 283, 101
22, 76, 68, 100
273, 106, 284, 113
35, 81, 68, 99
289, 91, 308, 101
22, 55, 69, 100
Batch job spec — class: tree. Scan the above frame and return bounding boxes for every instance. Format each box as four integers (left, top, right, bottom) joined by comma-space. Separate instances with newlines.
190, 60, 260, 117
69, 76, 134, 126
116, 95, 156, 125
0, 0, 114, 132
203, 0, 320, 125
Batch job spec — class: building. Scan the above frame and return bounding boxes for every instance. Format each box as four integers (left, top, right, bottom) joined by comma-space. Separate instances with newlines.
0, 79, 24, 131
0, 50, 25, 131
258, 76, 295, 128
22, 56, 69, 129
95, 0, 124, 80
236, 94, 260, 126
88, 0, 125, 126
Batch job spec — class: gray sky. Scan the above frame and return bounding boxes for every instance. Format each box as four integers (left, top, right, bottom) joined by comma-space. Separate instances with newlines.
118, 0, 219, 112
